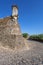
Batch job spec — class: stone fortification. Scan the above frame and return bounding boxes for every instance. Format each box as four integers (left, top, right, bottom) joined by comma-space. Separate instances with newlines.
0, 16, 26, 49
0, 5, 29, 50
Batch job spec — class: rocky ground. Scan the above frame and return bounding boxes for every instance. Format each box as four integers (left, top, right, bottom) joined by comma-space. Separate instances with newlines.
0, 40, 43, 65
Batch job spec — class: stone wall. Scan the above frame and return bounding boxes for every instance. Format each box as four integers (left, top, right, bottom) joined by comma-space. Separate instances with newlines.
0, 17, 25, 49
0, 17, 21, 35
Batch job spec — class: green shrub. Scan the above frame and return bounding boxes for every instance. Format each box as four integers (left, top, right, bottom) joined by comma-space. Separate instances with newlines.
22, 33, 29, 38
29, 34, 43, 42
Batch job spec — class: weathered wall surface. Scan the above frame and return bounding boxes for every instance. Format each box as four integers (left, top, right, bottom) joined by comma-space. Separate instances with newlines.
0, 17, 25, 49
0, 17, 21, 35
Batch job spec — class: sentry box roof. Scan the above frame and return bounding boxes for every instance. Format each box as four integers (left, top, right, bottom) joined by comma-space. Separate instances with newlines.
12, 5, 18, 9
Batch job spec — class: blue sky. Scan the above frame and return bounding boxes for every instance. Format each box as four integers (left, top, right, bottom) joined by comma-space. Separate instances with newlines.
0, 0, 43, 35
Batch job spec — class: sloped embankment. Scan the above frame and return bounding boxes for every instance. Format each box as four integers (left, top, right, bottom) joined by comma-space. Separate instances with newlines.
0, 40, 43, 65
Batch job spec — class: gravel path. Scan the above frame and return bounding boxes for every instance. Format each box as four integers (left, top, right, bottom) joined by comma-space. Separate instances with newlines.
0, 40, 43, 65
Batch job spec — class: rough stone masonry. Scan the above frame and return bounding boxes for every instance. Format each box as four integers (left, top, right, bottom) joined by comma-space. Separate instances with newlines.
0, 5, 28, 50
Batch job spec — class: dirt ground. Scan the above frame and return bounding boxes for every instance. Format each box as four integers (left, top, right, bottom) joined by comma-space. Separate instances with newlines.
0, 40, 43, 65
